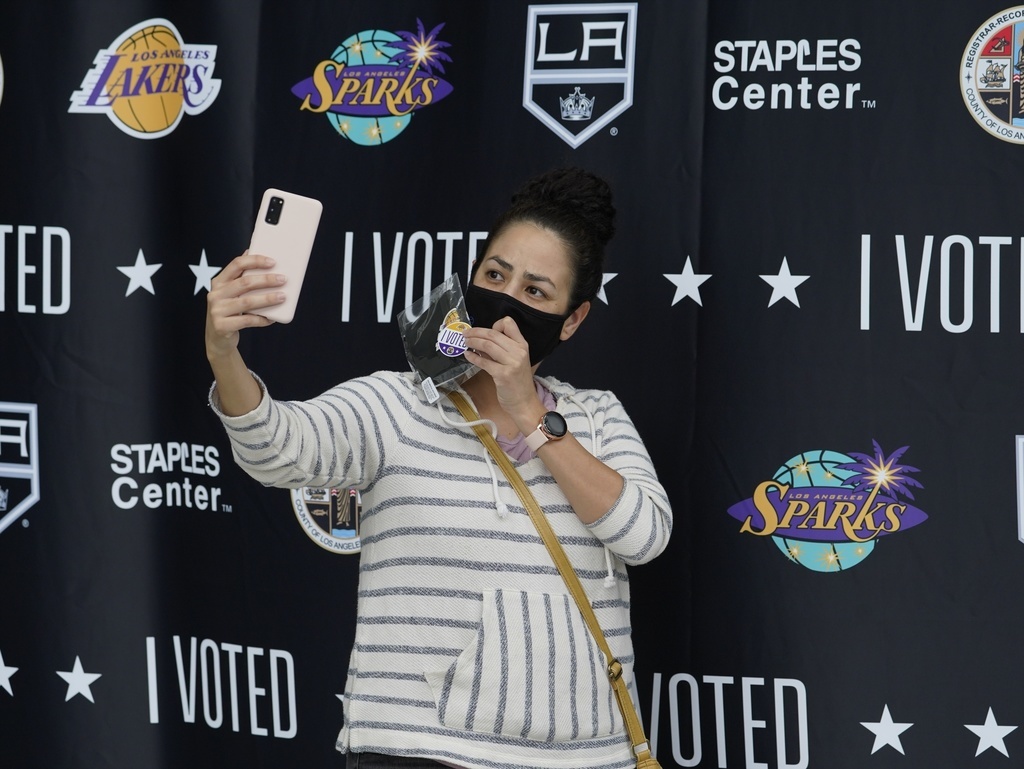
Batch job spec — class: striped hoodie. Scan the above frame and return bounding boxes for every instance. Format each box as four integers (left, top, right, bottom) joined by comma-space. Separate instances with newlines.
211, 370, 672, 768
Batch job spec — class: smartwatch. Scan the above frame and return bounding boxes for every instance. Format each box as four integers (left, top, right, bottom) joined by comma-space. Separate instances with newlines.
525, 410, 568, 452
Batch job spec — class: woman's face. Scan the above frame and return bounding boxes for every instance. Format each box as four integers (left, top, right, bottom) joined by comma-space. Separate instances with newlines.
472, 221, 575, 315
470, 220, 591, 347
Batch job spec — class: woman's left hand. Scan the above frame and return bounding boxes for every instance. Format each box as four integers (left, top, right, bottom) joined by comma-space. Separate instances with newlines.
462, 317, 540, 421
464, 315, 628, 526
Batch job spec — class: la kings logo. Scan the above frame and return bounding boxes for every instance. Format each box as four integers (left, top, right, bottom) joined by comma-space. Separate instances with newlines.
523, 3, 638, 148
0, 403, 40, 534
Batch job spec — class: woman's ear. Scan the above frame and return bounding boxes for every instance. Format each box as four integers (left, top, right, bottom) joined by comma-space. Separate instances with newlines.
559, 300, 591, 341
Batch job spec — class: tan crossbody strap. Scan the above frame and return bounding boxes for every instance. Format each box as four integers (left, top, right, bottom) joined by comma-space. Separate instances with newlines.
448, 392, 661, 768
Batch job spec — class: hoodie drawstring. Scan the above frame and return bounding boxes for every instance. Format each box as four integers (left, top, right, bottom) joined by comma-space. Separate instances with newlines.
436, 398, 510, 518
441, 390, 617, 588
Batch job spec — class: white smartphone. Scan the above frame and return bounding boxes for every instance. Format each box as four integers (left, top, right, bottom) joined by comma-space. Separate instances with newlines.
242, 188, 323, 323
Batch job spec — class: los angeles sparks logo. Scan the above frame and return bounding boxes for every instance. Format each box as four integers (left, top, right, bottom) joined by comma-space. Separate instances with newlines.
961, 7, 1024, 143
727, 441, 928, 572
291, 19, 453, 146
69, 19, 221, 139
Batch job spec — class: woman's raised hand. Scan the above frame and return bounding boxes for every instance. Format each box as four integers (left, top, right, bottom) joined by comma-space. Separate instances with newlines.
463, 316, 540, 423
205, 251, 286, 360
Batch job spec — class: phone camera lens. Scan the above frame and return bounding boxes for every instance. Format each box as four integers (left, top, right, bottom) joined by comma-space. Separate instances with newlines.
266, 197, 284, 225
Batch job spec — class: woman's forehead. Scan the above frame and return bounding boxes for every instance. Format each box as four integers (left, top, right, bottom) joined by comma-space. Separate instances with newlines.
484, 222, 571, 278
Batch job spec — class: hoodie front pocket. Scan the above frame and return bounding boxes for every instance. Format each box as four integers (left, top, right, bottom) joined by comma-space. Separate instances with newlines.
424, 588, 620, 743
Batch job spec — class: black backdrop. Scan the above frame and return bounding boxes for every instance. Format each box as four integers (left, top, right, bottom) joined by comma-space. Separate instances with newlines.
2, 1, 1024, 767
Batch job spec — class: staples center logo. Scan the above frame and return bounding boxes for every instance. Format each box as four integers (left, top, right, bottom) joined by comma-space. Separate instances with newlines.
69, 18, 220, 139
523, 3, 637, 148
0, 403, 40, 535
711, 38, 864, 111
109, 441, 224, 512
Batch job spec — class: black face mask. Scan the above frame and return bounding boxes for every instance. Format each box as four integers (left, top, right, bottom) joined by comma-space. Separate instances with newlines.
465, 284, 572, 365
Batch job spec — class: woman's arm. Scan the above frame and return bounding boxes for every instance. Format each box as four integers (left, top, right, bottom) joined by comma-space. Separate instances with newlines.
205, 251, 287, 416
463, 317, 672, 562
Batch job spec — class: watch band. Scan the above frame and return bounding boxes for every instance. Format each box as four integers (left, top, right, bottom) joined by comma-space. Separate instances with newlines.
525, 424, 551, 452
524, 411, 567, 452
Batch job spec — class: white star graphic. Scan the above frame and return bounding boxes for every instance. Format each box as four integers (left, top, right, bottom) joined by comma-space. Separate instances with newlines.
664, 256, 711, 306
56, 656, 102, 703
189, 249, 222, 295
861, 704, 913, 755
965, 707, 1018, 757
0, 649, 18, 696
596, 273, 618, 304
760, 256, 809, 308
116, 249, 162, 297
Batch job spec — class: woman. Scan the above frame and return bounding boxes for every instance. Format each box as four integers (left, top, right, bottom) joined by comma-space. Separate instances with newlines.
206, 168, 673, 768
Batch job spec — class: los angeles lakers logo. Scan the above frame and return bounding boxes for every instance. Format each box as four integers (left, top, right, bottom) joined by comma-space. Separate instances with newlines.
69, 18, 221, 139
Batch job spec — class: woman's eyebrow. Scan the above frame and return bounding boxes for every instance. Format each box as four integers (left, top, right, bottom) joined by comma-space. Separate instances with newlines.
486, 255, 556, 288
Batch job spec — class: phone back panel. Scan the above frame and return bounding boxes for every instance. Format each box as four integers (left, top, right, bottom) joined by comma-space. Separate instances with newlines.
244, 188, 323, 323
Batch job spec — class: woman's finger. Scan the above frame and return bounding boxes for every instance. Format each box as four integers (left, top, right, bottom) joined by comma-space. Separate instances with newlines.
491, 315, 527, 345
463, 330, 518, 364
212, 251, 278, 293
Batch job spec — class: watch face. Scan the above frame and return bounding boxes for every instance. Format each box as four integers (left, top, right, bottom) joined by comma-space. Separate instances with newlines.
542, 411, 567, 438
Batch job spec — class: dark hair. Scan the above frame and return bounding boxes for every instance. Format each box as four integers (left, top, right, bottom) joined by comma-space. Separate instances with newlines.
474, 167, 616, 310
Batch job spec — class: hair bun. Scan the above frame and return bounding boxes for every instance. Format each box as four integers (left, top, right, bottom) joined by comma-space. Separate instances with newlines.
478, 166, 618, 308
511, 167, 616, 248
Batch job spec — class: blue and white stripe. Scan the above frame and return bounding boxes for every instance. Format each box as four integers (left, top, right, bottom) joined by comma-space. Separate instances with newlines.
211, 370, 672, 769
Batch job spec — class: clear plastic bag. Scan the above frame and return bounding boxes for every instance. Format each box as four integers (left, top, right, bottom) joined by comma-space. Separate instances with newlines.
396, 272, 479, 403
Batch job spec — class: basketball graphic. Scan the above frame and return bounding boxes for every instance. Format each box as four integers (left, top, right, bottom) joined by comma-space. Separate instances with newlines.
728, 442, 929, 573
327, 30, 410, 145
768, 450, 876, 572
109, 24, 184, 135
69, 18, 220, 139
291, 20, 454, 146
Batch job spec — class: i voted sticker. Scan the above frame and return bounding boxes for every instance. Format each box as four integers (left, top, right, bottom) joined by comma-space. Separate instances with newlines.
436, 309, 471, 357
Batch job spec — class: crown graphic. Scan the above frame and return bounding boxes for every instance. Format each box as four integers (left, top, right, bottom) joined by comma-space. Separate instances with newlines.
560, 87, 595, 121
0, 487, 8, 513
